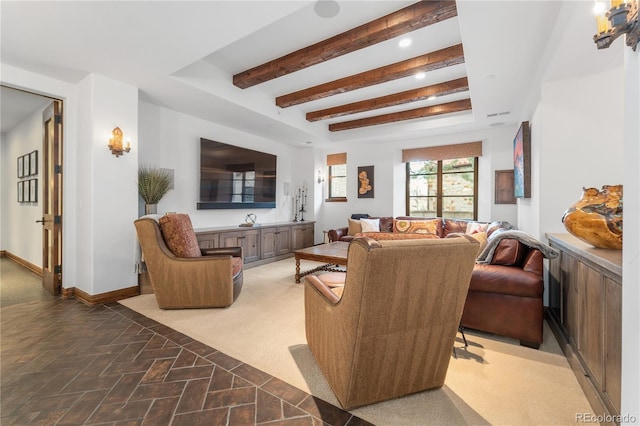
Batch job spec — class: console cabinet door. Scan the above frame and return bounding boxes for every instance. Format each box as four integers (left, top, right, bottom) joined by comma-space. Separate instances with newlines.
261, 226, 292, 259
221, 229, 260, 263
196, 231, 220, 249
276, 226, 292, 255
604, 276, 622, 411
292, 224, 314, 250
578, 262, 604, 388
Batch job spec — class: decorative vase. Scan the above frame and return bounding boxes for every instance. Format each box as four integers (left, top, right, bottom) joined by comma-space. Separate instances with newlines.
562, 185, 623, 249
145, 204, 158, 215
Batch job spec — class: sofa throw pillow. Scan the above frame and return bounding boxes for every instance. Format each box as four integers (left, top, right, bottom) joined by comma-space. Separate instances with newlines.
356, 232, 438, 241
360, 218, 380, 232
469, 231, 488, 253
347, 218, 363, 236
466, 222, 489, 235
394, 219, 440, 234
159, 214, 202, 258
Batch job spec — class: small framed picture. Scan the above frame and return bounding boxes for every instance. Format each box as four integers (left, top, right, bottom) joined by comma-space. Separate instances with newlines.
17, 156, 24, 178
24, 180, 30, 202
29, 151, 38, 176
30, 179, 38, 203
22, 154, 31, 177
17, 181, 24, 202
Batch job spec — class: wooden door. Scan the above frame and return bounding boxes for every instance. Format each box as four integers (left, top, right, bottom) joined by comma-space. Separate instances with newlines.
41, 101, 63, 296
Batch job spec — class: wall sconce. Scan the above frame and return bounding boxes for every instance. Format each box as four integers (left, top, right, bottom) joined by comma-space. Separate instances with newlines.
593, 0, 639, 51
108, 127, 131, 157
317, 169, 325, 184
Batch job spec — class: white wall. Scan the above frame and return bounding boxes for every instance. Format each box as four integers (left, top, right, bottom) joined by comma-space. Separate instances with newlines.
0, 105, 47, 265
138, 102, 309, 232
518, 66, 625, 239
78, 74, 140, 295
621, 47, 640, 424
314, 125, 519, 237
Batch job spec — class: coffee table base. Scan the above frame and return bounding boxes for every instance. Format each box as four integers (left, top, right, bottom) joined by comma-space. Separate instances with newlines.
295, 262, 345, 283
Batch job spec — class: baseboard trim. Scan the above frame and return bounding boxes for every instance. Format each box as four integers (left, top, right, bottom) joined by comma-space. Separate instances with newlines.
70, 286, 140, 306
2, 251, 43, 277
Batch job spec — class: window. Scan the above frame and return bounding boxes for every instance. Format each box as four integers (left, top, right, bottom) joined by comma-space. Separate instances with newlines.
231, 171, 255, 203
406, 157, 478, 220
326, 152, 347, 202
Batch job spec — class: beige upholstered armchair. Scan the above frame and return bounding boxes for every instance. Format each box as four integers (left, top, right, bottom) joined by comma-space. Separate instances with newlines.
304, 236, 479, 410
134, 215, 243, 309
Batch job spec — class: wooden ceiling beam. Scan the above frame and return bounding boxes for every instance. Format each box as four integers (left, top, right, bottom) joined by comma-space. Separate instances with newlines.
276, 44, 464, 108
306, 77, 468, 122
328, 98, 472, 132
233, 0, 458, 89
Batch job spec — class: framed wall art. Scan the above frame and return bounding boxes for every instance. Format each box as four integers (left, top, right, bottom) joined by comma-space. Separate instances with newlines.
30, 179, 38, 203
513, 121, 531, 198
17, 181, 24, 202
17, 155, 24, 178
357, 166, 374, 199
495, 170, 516, 204
29, 150, 38, 176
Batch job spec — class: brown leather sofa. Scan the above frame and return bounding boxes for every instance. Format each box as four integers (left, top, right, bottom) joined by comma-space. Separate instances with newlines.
327, 216, 547, 349
463, 238, 545, 348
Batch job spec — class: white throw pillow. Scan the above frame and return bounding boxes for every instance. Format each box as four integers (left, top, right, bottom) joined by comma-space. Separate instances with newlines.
360, 218, 380, 232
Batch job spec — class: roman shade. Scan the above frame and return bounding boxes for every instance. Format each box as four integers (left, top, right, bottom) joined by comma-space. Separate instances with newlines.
327, 152, 347, 166
402, 141, 482, 162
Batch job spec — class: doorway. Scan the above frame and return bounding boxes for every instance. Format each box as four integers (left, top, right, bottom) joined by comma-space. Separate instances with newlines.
0, 85, 63, 300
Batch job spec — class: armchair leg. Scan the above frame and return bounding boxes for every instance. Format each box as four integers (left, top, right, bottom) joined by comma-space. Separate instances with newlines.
453, 325, 468, 359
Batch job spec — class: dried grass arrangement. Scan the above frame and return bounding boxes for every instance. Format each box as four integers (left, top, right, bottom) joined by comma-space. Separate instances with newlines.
138, 166, 173, 205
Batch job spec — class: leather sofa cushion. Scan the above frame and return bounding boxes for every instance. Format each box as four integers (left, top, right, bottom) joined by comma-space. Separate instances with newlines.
159, 214, 202, 258
470, 264, 543, 298
373, 216, 395, 232
491, 239, 527, 266
443, 219, 467, 236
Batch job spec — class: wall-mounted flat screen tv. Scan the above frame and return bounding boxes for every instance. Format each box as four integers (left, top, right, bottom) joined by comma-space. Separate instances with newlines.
197, 138, 277, 210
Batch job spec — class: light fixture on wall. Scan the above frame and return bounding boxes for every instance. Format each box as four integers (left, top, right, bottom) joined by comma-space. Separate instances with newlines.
108, 127, 131, 157
317, 169, 325, 184
593, 0, 639, 51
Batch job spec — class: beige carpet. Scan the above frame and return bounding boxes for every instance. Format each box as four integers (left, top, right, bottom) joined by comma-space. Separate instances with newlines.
119, 257, 594, 425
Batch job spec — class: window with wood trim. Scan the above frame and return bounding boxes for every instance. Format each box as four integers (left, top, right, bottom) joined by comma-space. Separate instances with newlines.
326, 152, 347, 201
406, 157, 478, 220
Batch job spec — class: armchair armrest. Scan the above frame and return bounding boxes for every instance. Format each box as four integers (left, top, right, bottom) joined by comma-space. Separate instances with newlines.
328, 227, 348, 242
201, 247, 243, 258
305, 275, 341, 304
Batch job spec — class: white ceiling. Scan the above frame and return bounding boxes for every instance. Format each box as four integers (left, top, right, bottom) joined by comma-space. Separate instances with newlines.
0, 1, 624, 146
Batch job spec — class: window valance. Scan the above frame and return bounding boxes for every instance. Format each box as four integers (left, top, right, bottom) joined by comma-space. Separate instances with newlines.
402, 141, 482, 162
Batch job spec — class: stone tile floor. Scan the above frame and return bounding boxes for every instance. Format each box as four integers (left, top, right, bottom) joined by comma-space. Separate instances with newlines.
0, 298, 371, 425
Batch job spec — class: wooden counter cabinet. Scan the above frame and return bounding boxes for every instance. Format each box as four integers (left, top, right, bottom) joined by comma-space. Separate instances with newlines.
546, 233, 621, 423
195, 221, 315, 267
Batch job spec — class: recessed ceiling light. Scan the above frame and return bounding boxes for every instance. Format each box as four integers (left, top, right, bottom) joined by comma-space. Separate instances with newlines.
314, 0, 340, 18
415, 72, 426, 80
398, 38, 412, 48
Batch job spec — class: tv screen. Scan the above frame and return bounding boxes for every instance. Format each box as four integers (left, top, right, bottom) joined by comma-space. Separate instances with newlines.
197, 138, 277, 209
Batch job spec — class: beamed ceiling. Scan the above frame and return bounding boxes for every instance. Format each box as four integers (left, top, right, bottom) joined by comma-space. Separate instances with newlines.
232, 1, 470, 133
1, 1, 624, 146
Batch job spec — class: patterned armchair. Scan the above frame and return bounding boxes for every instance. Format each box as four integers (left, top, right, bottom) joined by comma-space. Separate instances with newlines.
304, 236, 479, 409
134, 214, 243, 309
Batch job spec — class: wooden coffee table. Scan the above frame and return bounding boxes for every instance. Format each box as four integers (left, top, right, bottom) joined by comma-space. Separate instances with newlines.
294, 242, 349, 283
